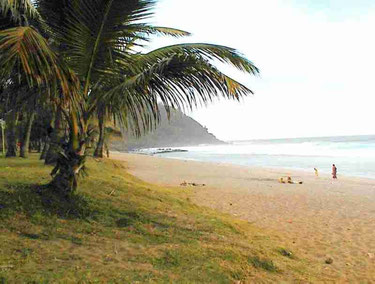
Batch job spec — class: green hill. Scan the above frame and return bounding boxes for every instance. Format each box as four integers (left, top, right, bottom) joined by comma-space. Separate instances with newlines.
112, 108, 225, 151
0, 156, 322, 282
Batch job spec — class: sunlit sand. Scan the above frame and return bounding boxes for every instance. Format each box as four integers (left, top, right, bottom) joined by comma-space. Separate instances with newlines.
112, 152, 375, 281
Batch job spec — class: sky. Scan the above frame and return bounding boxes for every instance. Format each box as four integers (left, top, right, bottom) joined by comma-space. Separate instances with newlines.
148, 0, 375, 141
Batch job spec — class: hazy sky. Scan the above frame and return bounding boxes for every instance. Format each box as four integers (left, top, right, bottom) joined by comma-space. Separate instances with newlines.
149, 0, 375, 140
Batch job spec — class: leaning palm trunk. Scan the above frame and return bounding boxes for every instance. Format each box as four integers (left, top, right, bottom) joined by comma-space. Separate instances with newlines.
93, 115, 105, 158
20, 111, 35, 158
5, 111, 18, 157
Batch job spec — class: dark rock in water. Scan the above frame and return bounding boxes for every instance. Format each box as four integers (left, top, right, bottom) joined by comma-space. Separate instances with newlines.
130, 148, 188, 155
155, 148, 188, 154
131, 148, 188, 155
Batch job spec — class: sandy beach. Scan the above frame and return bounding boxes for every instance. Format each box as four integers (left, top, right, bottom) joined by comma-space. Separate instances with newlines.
112, 152, 375, 281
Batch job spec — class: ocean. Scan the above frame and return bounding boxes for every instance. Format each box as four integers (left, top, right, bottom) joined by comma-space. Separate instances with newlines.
147, 135, 375, 179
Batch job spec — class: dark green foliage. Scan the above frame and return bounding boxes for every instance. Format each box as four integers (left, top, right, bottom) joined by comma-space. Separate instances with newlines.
248, 256, 279, 272
20, 233, 40, 240
17, 248, 33, 258
116, 212, 142, 227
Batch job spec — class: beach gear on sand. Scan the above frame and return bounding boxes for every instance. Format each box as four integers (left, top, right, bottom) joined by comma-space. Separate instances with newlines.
278, 176, 303, 185
180, 181, 206, 187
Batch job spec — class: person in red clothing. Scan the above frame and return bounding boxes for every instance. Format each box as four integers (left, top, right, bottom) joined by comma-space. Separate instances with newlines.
332, 164, 337, 179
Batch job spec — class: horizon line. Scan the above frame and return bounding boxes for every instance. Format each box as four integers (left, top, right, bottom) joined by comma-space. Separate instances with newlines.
226, 133, 375, 142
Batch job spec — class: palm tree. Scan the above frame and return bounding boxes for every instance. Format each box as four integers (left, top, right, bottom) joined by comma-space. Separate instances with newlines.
19, 94, 37, 158
1, 0, 259, 196
1, 81, 19, 157
0, 0, 80, 161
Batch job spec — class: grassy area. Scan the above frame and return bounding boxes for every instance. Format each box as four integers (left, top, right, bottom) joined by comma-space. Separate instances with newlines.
0, 155, 318, 283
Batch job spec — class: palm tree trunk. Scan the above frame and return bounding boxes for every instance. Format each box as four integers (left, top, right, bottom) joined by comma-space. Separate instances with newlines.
5, 111, 18, 157
36, 139, 42, 153
49, 148, 85, 197
49, 112, 85, 197
20, 111, 36, 158
40, 112, 55, 160
40, 138, 50, 160
93, 114, 105, 158
1, 122, 5, 156
45, 107, 64, 165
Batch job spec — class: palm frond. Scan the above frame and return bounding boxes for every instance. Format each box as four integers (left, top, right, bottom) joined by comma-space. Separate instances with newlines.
0, 0, 40, 26
106, 25, 190, 50
103, 51, 255, 135
145, 26, 191, 37
0, 26, 80, 104
141, 43, 259, 75
55, 0, 156, 95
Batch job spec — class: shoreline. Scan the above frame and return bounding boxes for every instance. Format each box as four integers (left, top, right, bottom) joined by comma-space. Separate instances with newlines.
164, 157, 375, 181
116, 150, 375, 181
111, 151, 375, 281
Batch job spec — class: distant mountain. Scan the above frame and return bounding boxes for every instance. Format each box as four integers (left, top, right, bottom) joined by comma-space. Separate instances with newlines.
111, 107, 225, 151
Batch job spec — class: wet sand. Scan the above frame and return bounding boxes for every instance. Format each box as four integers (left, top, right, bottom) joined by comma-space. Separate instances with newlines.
112, 152, 375, 282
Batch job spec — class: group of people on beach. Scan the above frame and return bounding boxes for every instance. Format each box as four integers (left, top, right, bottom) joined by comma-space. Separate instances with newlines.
314, 164, 337, 179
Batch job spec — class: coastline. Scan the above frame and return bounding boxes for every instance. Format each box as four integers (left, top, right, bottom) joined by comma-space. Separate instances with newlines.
111, 151, 375, 281
114, 150, 375, 182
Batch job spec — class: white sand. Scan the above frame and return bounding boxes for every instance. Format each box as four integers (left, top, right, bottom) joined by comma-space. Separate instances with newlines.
111, 152, 375, 281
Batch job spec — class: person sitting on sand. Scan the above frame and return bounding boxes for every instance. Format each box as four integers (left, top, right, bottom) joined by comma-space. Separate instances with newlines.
314, 168, 319, 177
332, 164, 337, 179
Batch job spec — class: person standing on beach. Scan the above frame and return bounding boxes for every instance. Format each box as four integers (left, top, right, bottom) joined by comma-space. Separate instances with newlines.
332, 164, 337, 179
314, 168, 319, 177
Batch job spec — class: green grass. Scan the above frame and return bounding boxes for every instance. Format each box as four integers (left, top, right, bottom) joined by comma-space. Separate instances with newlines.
0, 155, 318, 283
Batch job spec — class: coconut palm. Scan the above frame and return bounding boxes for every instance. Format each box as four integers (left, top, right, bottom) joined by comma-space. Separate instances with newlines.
0, 0, 259, 196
